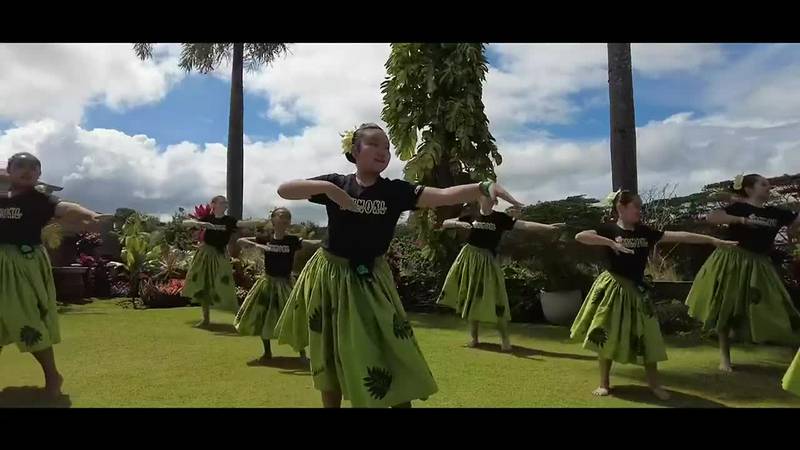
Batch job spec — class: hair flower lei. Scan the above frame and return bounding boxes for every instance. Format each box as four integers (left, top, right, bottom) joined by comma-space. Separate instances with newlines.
733, 174, 744, 190
603, 189, 622, 208
340, 128, 356, 156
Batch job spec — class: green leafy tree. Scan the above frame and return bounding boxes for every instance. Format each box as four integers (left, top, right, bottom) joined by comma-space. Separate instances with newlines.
133, 43, 289, 219
381, 43, 500, 268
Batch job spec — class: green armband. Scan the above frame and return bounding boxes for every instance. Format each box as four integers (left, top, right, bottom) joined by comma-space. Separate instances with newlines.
479, 181, 494, 197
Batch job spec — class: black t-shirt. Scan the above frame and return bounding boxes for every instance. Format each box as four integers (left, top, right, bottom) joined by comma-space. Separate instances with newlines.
256, 234, 303, 278
309, 173, 424, 264
0, 189, 60, 246
596, 223, 664, 284
201, 215, 238, 252
460, 211, 516, 253
723, 202, 798, 254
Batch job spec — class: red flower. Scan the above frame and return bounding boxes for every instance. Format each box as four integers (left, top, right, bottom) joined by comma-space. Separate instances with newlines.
158, 278, 186, 296
190, 204, 213, 220
189, 204, 212, 242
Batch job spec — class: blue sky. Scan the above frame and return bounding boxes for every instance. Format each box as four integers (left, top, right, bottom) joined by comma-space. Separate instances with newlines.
83, 75, 310, 148
1, 43, 799, 223
79, 46, 700, 147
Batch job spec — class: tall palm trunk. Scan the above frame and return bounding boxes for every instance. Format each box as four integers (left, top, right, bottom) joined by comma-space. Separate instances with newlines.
607, 43, 638, 194
227, 43, 245, 219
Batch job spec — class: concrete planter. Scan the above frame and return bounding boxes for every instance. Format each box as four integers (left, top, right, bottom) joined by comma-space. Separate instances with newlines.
53, 266, 89, 302
540, 290, 583, 326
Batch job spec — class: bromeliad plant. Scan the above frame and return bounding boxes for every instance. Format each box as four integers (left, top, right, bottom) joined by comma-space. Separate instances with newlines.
190, 203, 213, 242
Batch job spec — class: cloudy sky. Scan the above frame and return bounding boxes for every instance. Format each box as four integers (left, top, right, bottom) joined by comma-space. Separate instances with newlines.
1, 43, 799, 224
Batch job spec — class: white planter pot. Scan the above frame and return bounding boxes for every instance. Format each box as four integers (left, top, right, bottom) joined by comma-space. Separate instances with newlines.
540, 290, 583, 326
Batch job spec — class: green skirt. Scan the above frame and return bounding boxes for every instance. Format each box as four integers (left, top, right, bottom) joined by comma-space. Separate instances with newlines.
0, 244, 60, 353
181, 244, 238, 311
783, 350, 800, 396
275, 248, 438, 408
234, 274, 293, 339
686, 246, 800, 345
437, 244, 511, 324
570, 271, 667, 365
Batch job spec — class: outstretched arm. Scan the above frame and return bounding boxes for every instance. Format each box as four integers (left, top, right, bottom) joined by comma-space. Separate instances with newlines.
514, 220, 564, 234
183, 219, 227, 231
441, 218, 472, 230
660, 231, 737, 247
417, 182, 523, 209
707, 208, 748, 226
237, 237, 269, 253
575, 230, 634, 255
278, 180, 356, 211
54, 202, 112, 231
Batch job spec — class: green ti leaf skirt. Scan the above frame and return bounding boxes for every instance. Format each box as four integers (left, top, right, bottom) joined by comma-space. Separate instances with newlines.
783, 349, 800, 396
686, 246, 800, 345
437, 244, 511, 324
0, 244, 60, 353
570, 271, 667, 365
181, 244, 238, 311
275, 248, 438, 407
234, 274, 292, 339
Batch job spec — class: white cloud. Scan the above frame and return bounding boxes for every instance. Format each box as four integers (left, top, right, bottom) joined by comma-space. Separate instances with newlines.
2, 43, 800, 228
630, 43, 725, 75
0, 119, 407, 224
0, 43, 184, 124
243, 43, 391, 130
483, 43, 726, 133
3, 111, 797, 226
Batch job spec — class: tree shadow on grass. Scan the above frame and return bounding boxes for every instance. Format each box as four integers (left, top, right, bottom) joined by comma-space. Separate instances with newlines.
184, 320, 239, 336
409, 313, 574, 343
610, 384, 727, 408
468, 342, 596, 362
626, 364, 800, 405
0, 386, 72, 408
247, 357, 310, 376
57, 306, 107, 315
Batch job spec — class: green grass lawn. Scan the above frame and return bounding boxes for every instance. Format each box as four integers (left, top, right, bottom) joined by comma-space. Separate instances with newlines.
1, 300, 798, 408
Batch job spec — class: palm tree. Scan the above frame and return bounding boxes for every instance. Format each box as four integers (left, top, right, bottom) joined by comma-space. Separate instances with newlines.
133, 43, 289, 219
607, 43, 638, 194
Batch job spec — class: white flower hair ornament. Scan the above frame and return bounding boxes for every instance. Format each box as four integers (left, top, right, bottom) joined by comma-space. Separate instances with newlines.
603, 189, 622, 208
340, 128, 357, 163
733, 174, 744, 190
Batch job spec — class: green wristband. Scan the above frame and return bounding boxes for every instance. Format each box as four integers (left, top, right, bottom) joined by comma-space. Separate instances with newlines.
479, 181, 493, 197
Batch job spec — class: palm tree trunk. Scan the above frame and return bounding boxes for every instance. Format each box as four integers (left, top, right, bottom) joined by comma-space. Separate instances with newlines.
227, 43, 245, 219
607, 43, 638, 194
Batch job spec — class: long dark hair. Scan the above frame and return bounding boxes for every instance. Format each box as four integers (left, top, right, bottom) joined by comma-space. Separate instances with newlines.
607, 190, 641, 221
270, 207, 291, 220
730, 173, 763, 198
346, 123, 386, 163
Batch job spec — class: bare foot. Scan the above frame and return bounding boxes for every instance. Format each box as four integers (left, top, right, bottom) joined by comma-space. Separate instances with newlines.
650, 386, 671, 400
194, 320, 210, 329
592, 387, 611, 396
45, 373, 64, 398
718, 363, 734, 373
465, 340, 479, 348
